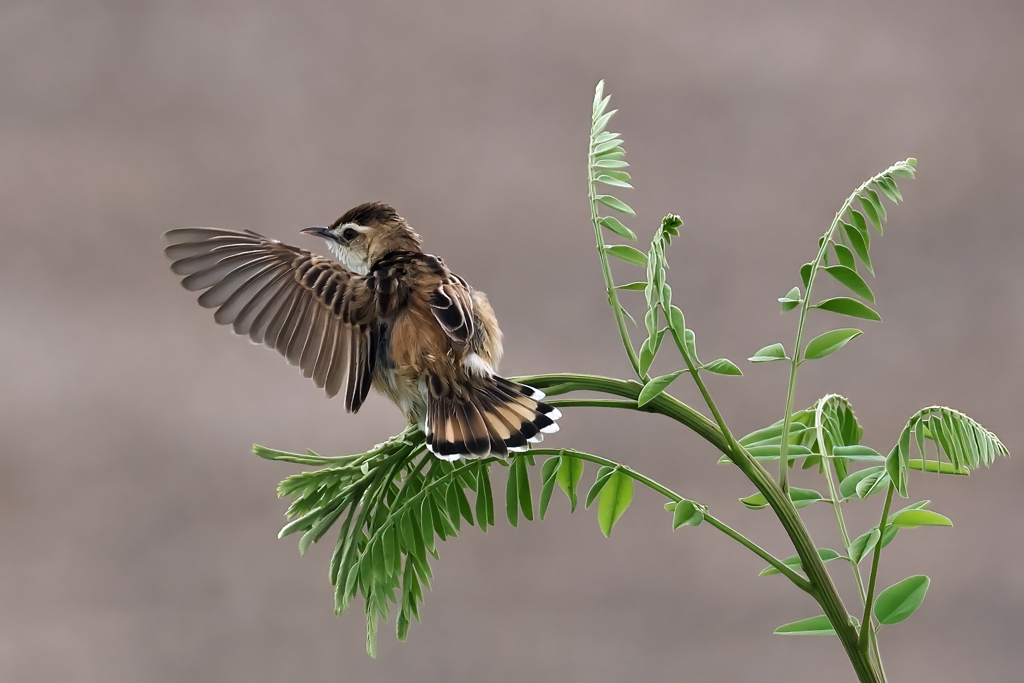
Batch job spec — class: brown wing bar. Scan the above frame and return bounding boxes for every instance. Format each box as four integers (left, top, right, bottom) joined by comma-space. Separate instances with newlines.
164, 227, 360, 401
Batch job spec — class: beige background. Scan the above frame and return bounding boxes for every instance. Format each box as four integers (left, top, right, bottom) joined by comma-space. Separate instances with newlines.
2, 1, 1023, 681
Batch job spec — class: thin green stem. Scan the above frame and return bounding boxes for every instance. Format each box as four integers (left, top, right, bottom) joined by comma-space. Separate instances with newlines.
860, 483, 895, 653
529, 447, 811, 592
779, 168, 898, 493
546, 398, 642, 410
588, 123, 642, 378
814, 399, 869, 604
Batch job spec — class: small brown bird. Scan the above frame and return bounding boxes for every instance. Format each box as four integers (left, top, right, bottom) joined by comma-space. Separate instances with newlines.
164, 202, 560, 460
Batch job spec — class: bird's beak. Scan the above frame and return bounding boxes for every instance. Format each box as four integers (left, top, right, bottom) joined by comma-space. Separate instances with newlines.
302, 226, 333, 240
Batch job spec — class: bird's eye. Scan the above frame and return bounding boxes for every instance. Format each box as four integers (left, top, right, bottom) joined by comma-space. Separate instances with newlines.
342, 227, 358, 241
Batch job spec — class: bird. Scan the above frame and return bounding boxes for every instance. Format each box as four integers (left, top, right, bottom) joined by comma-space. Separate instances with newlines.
163, 201, 560, 460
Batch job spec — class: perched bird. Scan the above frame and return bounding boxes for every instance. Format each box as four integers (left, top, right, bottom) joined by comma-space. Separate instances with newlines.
164, 202, 560, 460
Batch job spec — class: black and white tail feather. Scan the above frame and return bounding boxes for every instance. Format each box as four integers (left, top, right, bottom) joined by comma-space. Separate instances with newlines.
424, 376, 561, 461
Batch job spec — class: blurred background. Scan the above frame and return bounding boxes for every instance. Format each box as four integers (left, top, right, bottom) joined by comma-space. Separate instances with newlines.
2, 1, 1023, 681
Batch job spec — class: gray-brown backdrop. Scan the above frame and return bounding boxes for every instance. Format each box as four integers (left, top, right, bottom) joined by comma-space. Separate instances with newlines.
2, 1, 1022, 681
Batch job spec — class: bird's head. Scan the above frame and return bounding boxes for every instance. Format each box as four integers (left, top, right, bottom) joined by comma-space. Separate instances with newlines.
302, 202, 422, 274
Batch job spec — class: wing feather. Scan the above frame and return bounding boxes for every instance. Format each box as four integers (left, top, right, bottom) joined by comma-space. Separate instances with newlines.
164, 227, 368, 403
429, 278, 475, 345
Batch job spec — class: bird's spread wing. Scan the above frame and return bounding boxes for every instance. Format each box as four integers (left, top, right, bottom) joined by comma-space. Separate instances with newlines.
164, 227, 374, 406
429, 270, 475, 345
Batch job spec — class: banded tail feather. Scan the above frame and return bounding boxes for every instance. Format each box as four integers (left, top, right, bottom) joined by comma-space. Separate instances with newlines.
424, 376, 561, 461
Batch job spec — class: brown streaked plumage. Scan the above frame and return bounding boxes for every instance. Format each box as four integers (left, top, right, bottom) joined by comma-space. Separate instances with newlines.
164, 201, 560, 460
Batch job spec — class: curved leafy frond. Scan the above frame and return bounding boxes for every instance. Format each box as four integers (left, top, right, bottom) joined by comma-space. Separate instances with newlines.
886, 406, 1009, 496
256, 428, 503, 656
588, 81, 643, 376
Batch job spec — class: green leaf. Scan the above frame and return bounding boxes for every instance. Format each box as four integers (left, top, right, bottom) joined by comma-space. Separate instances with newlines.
445, 482, 462, 533
839, 466, 884, 499
684, 329, 700, 366
749, 342, 789, 362
874, 575, 930, 625
789, 487, 825, 508
638, 328, 666, 376
876, 176, 902, 203
594, 159, 629, 168
597, 471, 633, 537
908, 458, 968, 475
759, 548, 842, 576
672, 500, 704, 529
586, 466, 616, 509
454, 481, 474, 526
604, 244, 647, 266
516, 456, 533, 522
856, 469, 890, 499
638, 370, 685, 406
813, 297, 881, 321
419, 497, 435, 552
800, 263, 813, 289
842, 223, 874, 275
539, 456, 561, 520
865, 187, 887, 223
881, 524, 899, 549
593, 139, 623, 155
860, 194, 884, 232
596, 175, 633, 189
703, 358, 743, 376
804, 328, 862, 360
615, 281, 647, 291
886, 444, 908, 498
592, 81, 608, 113
660, 214, 683, 234
505, 461, 519, 528
832, 445, 885, 461
591, 109, 617, 135
779, 286, 801, 313
556, 456, 584, 512
383, 526, 397, 577
597, 195, 636, 216
476, 465, 494, 530
740, 487, 822, 510
599, 216, 636, 241
849, 528, 881, 564
833, 243, 857, 271
600, 169, 632, 182
668, 305, 686, 341
774, 615, 836, 635
734, 443, 814, 462
739, 418, 810, 446
890, 509, 952, 528
848, 208, 868, 234
822, 266, 875, 303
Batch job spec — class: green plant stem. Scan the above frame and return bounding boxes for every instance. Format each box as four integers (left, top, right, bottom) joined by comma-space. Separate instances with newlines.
860, 483, 895, 654
779, 170, 895, 493
517, 372, 881, 683
818, 444, 886, 678
588, 131, 643, 379
814, 399, 869, 602
528, 447, 811, 592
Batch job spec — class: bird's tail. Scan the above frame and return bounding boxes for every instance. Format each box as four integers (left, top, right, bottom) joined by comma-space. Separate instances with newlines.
424, 376, 561, 460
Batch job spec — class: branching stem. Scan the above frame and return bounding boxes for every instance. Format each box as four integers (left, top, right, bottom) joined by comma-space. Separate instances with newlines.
517, 372, 879, 682
779, 169, 899, 492
528, 447, 811, 591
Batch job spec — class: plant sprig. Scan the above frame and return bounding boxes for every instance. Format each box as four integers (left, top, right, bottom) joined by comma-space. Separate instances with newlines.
252, 81, 1010, 683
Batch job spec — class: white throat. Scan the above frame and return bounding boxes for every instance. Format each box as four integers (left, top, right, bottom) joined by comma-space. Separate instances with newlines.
326, 239, 369, 275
